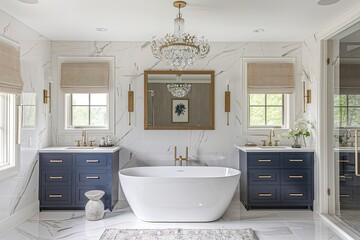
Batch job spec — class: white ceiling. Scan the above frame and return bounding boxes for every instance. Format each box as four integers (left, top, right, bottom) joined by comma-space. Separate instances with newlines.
0, 0, 359, 42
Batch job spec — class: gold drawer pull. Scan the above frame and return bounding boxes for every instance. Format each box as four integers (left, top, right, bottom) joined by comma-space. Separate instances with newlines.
49, 176, 63, 179
289, 175, 303, 179
289, 159, 303, 162
339, 160, 350, 163
49, 194, 63, 198
258, 175, 272, 179
258, 159, 272, 162
86, 176, 100, 179
289, 193, 304, 197
86, 160, 99, 163
258, 193, 272, 197
340, 194, 350, 198
339, 175, 352, 179
49, 160, 63, 163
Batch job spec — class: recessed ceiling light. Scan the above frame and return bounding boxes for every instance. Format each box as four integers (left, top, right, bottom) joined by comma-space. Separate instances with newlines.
18, 0, 39, 4
96, 28, 108, 32
317, 0, 340, 6
253, 29, 265, 33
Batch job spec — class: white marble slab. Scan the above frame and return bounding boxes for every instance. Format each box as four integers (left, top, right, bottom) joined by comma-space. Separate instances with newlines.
39, 146, 121, 153
235, 145, 315, 152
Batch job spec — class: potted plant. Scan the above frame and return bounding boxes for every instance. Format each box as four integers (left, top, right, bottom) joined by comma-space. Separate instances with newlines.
282, 119, 314, 148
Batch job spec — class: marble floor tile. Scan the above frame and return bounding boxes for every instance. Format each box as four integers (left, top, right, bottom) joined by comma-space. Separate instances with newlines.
0, 201, 348, 240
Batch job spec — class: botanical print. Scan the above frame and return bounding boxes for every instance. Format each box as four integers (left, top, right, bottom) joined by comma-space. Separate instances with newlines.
172, 99, 189, 123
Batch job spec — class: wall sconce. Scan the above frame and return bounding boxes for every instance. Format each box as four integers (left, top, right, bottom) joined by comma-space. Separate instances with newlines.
225, 80, 230, 126
128, 84, 134, 125
303, 80, 311, 113
43, 82, 51, 113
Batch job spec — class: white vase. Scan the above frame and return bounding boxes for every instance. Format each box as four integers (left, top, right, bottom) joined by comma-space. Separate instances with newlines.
85, 190, 105, 221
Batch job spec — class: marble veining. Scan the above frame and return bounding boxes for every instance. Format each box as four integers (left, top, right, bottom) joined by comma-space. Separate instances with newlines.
1, 201, 344, 240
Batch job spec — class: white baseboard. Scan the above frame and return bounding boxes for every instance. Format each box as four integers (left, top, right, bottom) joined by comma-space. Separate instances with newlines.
0, 200, 39, 238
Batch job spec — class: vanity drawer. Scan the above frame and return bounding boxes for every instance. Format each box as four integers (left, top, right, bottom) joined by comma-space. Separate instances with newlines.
248, 169, 280, 185
75, 170, 109, 186
41, 186, 71, 205
282, 153, 312, 167
42, 170, 71, 185
75, 154, 107, 167
41, 154, 72, 168
75, 186, 110, 207
281, 169, 311, 184
339, 173, 357, 186
281, 186, 312, 204
248, 154, 280, 167
248, 186, 280, 204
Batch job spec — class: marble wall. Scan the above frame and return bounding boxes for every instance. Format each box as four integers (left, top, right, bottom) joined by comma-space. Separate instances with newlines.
51, 41, 305, 174
0, 10, 51, 220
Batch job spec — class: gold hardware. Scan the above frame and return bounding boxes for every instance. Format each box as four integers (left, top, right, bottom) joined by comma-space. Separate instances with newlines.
258, 193, 272, 197
173, 1, 186, 8
268, 128, 275, 146
75, 140, 81, 147
50, 160, 63, 163
340, 194, 350, 198
86, 160, 99, 163
49, 194, 63, 198
289, 159, 304, 162
86, 176, 100, 179
82, 129, 87, 146
174, 146, 189, 166
261, 140, 267, 146
339, 160, 350, 163
274, 140, 280, 146
225, 84, 230, 126
356, 129, 360, 176
289, 175, 303, 179
128, 84, 134, 125
289, 193, 304, 197
258, 175, 272, 179
43, 82, 51, 113
339, 175, 352, 180
303, 81, 311, 113
89, 140, 95, 147
258, 159, 272, 162
49, 176, 63, 179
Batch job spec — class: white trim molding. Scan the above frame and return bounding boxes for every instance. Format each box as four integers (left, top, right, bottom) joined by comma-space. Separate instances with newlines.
0, 200, 39, 238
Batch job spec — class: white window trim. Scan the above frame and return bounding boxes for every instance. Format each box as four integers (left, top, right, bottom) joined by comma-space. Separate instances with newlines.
242, 58, 296, 135
57, 56, 115, 136
0, 94, 20, 181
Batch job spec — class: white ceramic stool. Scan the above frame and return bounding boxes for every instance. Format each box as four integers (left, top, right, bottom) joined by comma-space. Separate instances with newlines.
85, 190, 105, 221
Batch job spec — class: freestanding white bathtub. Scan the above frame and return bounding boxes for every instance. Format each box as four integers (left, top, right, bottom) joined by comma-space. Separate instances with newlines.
119, 166, 240, 222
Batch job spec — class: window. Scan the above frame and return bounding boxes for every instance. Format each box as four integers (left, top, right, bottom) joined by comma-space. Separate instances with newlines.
21, 93, 36, 128
0, 93, 18, 179
249, 94, 285, 127
65, 93, 108, 129
334, 94, 360, 127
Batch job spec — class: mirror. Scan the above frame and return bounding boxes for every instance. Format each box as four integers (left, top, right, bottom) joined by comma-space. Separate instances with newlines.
144, 70, 214, 130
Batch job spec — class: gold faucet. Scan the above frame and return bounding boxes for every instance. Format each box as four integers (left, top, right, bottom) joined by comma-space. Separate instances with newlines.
268, 128, 275, 146
174, 146, 189, 166
81, 129, 87, 146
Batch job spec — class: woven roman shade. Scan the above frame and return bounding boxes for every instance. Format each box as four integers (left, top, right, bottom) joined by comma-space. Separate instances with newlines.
60, 62, 110, 93
339, 64, 360, 94
0, 40, 23, 94
247, 63, 295, 94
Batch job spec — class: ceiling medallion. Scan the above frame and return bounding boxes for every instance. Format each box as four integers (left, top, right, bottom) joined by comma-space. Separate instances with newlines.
151, 1, 210, 71
167, 74, 191, 98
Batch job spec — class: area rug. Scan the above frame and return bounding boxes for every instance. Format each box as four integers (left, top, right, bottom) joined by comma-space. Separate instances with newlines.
99, 228, 258, 240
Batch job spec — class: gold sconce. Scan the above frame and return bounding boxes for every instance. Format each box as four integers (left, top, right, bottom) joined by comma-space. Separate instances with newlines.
302, 80, 311, 113
43, 82, 51, 113
225, 80, 230, 126
128, 84, 134, 125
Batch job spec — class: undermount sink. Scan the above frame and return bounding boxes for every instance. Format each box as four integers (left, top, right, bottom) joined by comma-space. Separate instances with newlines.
66, 147, 96, 149
258, 146, 290, 149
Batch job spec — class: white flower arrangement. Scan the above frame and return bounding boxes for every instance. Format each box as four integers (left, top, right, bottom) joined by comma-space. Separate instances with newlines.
282, 119, 314, 147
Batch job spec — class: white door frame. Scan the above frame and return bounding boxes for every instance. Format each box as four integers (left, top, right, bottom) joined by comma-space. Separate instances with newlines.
316, 4, 360, 214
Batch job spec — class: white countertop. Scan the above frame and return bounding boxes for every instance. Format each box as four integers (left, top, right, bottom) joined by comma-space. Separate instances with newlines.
235, 145, 315, 152
39, 146, 121, 153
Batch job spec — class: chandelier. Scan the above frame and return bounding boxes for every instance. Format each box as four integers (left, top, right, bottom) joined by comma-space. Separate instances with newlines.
151, 1, 210, 71
167, 74, 191, 97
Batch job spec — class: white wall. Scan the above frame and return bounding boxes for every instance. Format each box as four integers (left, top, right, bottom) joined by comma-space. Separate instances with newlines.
0, 10, 51, 221
51, 41, 305, 173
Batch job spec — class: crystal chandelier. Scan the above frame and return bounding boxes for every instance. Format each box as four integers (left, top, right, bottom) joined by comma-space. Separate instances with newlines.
151, 1, 210, 71
167, 74, 191, 97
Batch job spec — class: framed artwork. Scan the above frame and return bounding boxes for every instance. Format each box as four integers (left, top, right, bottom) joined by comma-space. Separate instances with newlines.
172, 99, 189, 123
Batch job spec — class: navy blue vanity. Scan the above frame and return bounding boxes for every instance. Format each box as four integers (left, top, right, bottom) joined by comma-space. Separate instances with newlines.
39, 147, 120, 211
238, 146, 314, 210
